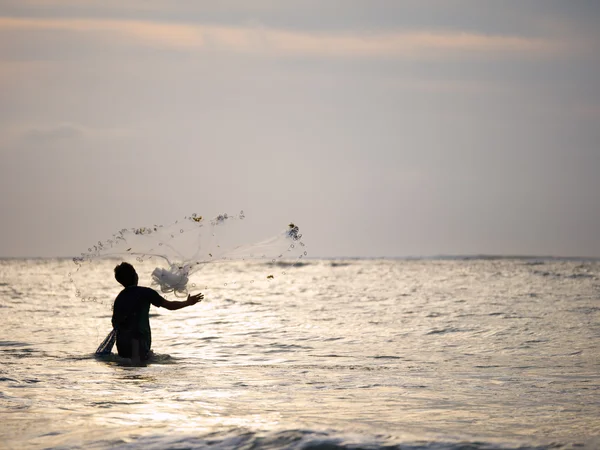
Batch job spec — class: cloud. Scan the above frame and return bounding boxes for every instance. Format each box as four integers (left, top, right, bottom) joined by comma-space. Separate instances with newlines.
0, 123, 84, 150
11, 123, 134, 147
22, 123, 86, 142
0, 16, 558, 59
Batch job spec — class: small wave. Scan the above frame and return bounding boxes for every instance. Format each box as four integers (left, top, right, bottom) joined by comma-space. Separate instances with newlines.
94, 352, 174, 366
568, 306, 600, 315
330, 262, 352, 267
522, 339, 548, 345
426, 327, 471, 335
267, 343, 313, 350
566, 273, 596, 279
532, 270, 557, 277
532, 270, 597, 280
0, 341, 30, 347
267, 261, 312, 268
245, 363, 397, 372
0, 376, 20, 383
0, 285, 24, 299
264, 343, 314, 354
95, 427, 574, 450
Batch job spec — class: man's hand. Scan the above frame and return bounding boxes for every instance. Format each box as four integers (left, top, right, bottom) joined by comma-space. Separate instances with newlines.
187, 292, 204, 305
161, 293, 204, 310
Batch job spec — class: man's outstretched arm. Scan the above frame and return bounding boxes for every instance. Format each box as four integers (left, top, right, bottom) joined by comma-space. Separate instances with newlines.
160, 293, 204, 310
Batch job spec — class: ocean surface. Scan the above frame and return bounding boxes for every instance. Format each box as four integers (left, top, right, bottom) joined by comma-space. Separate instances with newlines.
1, 258, 599, 449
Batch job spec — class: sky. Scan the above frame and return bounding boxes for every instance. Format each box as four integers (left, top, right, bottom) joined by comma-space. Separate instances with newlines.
1, 1, 599, 258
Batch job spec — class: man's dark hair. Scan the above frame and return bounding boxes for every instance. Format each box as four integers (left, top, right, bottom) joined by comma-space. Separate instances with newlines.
114, 262, 137, 287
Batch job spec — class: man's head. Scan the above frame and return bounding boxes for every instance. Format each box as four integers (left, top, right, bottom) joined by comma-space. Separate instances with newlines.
114, 262, 138, 287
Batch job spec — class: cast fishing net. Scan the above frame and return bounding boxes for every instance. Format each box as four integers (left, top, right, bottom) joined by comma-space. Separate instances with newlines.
69, 211, 307, 303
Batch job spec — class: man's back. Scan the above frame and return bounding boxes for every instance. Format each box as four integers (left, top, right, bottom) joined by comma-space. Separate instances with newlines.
112, 286, 163, 359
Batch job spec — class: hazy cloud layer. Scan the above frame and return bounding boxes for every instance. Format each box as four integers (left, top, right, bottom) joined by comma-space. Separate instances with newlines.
0, 16, 561, 59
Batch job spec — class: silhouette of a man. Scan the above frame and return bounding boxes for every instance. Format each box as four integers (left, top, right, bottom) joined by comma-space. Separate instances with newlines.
112, 262, 203, 361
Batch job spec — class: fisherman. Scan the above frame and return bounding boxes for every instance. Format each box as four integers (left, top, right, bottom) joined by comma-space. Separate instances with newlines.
111, 262, 203, 361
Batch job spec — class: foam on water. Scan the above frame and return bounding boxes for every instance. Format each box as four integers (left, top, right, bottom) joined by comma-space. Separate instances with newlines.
0, 258, 599, 449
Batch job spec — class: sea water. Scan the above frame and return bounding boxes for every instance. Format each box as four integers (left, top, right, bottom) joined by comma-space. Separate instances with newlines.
1, 258, 599, 449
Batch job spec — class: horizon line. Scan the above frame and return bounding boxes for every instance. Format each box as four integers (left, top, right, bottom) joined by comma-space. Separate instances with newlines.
1, 254, 599, 262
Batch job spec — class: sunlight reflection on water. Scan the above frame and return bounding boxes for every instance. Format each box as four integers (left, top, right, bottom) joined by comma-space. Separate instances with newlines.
0, 258, 599, 449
